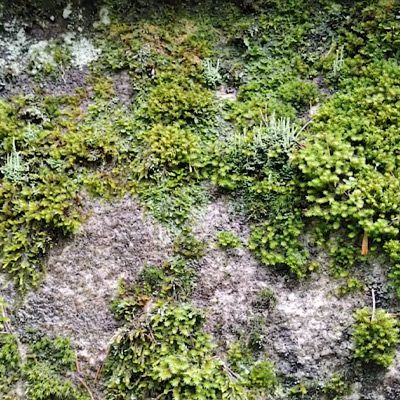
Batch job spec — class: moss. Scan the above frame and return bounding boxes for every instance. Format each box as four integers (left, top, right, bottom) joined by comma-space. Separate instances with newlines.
0, 298, 20, 397
216, 230, 241, 248
352, 308, 399, 368
3, 1, 400, 397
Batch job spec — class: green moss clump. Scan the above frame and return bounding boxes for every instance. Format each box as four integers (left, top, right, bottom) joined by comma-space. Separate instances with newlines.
0, 85, 133, 290
295, 60, 400, 291
0, 297, 20, 397
105, 302, 240, 400
144, 124, 204, 171
22, 331, 89, 400
248, 213, 315, 278
217, 230, 241, 248
142, 80, 216, 126
323, 374, 352, 400
352, 308, 399, 368
24, 362, 88, 400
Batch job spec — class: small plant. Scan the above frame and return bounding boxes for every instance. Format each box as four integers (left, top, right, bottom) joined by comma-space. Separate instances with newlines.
203, 58, 222, 88
227, 343, 278, 396
278, 80, 320, 110
288, 383, 308, 398
252, 288, 278, 310
248, 360, 277, 390
143, 124, 203, 171
352, 308, 399, 368
217, 230, 241, 248
323, 374, 352, 400
137, 180, 208, 232
142, 80, 215, 125
254, 111, 299, 156
0, 297, 20, 396
337, 278, 366, 297
332, 45, 344, 76
104, 302, 241, 399
23, 362, 88, 400
1, 138, 27, 183
248, 212, 311, 278
247, 316, 267, 351
22, 332, 89, 400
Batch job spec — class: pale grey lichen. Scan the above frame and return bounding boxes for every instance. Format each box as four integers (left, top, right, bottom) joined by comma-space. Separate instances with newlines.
27, 40, 59, 75
69, 37, 101, 70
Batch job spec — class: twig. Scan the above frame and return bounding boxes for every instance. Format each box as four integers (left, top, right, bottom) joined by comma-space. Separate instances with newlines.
77, 375, 95, 400
222, 364, 241, 380
145, 321, 156, 344
94, 362, 104, 384
75, 353, 81, 374
259, 109, 268, 127
323, 41, 335, 60
153, 390, 172, 400
296, 117, 315, 138
371, 289, 376, 322
361, 231, 369, 256
76, 356, 95, 400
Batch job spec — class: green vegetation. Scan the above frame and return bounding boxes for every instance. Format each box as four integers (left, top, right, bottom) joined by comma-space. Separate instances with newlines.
295, 60, 400, 287
323, 375, 352, 400
105, 302, 239, 400
6, 0, 400, 292
0, 298, 20, 398
249, 213, 313, 278
2, 0, 400, 398
217, 230, 241, 248
0, 87, 129, 290
0, 296, 88, 400
352, 308, 399, 368
106, 231, 278, 399
23, 332, 89, 400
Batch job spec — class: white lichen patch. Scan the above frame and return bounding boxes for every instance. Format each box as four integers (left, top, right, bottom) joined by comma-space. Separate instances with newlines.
27, 40, 59, 75
0, 18, 101, 81
69, 37, 101, 70
62, 3, 73, 19
0, 20, 29, 77
99, 7, 111, 26
14, 197, 171, 372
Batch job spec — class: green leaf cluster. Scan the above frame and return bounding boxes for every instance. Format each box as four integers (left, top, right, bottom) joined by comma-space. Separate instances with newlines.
248, 213, 314, 278
21, 331, 89, 400
295, 60, 400, 287
0, 85, 133, 289
105, 302, 241, 400
217, 230, 241, 248
143, 124, 204, 171
0, 297, 20, 398
352, 308, 399, 368
322, 374, 352, 400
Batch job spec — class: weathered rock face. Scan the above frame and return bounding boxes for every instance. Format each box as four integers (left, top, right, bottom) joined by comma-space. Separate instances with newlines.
2, 191, 399, 398
192, 196, 400, 398
1, 5, 400, 399
13, 197, 171, 372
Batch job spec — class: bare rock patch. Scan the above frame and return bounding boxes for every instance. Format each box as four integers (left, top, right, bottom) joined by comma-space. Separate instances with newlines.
14, 196, 171, 371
